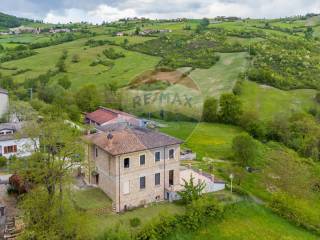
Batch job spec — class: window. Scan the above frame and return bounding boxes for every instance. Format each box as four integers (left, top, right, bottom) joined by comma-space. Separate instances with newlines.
123, 181, 130, 194
95, 147, 98, 157
4, 145, 17, 154
124, 158, 130, 168
155, 173, 160, 186
169, 170, 174, 186
155, 151, 160, 162
140, 154, 145, 165
140, 176, 146, 189
169, 149, 175, 159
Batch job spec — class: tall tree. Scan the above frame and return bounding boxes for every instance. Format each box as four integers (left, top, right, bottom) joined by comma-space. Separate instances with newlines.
75, 84, 102, 112
219, 93, 242, 124
232, 134, 258, 167
202, 97, 218, 122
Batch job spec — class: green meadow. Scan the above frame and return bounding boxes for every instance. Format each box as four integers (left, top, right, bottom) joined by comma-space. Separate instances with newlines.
240, 80, 318, 120
169, 202, 318, 240
0, 37, 160, 88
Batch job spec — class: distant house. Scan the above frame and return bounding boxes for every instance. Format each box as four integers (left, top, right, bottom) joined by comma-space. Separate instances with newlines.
85, 107, 141, 127
139, 29, 171, 35
0, 88, 9, 119
83, 124, 183, 212
49, 28, 71, 34
0, 122, 38, 158
9, 26, 40, 34
116, 32, 124, 36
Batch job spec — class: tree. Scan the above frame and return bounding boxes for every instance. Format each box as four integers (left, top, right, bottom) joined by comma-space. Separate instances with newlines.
58, 76, 71, 89
315, 92, 320, 104
232, 134, 258, 167
178, 174, 206, 204
200, 18, 210, 29
71, 54, 80, 63
202, 97, 218, 122
218, 93, 242, 124
135, 26, 141, 35
0, 76, 14, 90
240, 111, 266, 140
75, 84, 102, 112
305, 26, 314, 40
15, 119, 84, 204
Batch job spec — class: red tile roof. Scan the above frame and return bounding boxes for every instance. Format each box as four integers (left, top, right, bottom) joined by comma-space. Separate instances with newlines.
85, 107, 136, 125
83, 126, 183, 156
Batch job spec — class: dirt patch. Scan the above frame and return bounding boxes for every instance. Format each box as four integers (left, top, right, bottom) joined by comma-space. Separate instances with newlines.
130, 69, 200, 90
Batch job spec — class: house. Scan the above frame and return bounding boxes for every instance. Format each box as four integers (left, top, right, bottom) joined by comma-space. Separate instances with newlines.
116, 32, 124, 36
85, 107, 141, 127
166, 167, 226, 202
9, 26, 40, 35
49, 28, 71, 34
0, 88, 9, 119
0, 122, 38, 158
83, 124, 183, 212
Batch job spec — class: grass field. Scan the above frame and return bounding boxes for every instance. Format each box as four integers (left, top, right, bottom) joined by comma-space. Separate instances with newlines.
169, 201, 318, 240
159, 121, 244, 160
73, 188, 184, 238
240, 80, 318, 120
189, 52, 248, 98
0, 37, 160, 88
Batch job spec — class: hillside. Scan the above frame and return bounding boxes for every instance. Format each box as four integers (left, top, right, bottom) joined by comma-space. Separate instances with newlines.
0, 12, 39, 30
1, 12, 320, 240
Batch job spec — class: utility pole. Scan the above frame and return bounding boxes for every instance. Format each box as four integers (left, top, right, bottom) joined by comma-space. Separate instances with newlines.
29, 88, 33, 100
229, 173, 234, 194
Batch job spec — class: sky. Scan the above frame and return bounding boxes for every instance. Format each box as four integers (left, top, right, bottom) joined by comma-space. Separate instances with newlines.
0, 0, 319, 24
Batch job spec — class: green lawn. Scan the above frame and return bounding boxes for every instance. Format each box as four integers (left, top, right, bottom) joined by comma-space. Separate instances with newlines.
73, 188, 184, 238
159, 121, 244, 160
189, 52, 248, 98
240, 80, 318, 120
73, 188, 112, 211
1, 37, 160, 89
169, 201, 318, 240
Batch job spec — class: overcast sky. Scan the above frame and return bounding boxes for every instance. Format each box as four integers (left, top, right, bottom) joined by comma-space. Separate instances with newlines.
1, 0, 319, 24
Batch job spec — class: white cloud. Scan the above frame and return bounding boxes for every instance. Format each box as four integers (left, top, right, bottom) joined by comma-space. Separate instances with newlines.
44, 5, 137, 23
4, 0, 320, 24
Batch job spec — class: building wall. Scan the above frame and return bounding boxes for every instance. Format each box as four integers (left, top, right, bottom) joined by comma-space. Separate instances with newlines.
86, 143, 181, 212
0, 93, 8, 119
0, 138, 38, 158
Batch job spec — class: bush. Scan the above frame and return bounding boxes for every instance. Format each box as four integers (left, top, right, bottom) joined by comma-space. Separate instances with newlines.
218, 93, 242, 124
202, 97, 218, 122
232, 134, 258, 167
315, 92, 320, 104
233, 80, 243, 95
129, 217, 141, 228
269, 192, 320, 234
0, 156, 7, 168
103, 48, 125, 60
135, 197, 224, 240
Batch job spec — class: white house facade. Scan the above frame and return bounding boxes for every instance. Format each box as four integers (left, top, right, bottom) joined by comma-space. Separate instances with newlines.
0, 122, 38, 158
0, 89, 9, 119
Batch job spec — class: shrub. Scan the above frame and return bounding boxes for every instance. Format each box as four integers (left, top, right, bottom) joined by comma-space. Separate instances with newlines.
135, 197, 224, 240
232, 134, 258, 167
233, 80, 243, 95
129, 217, 141, 228
0, 156, 7, 168
315, 92, 320, 104
218, 93, 242, 124
103, 48, 125, 60
202, 97, 218, 122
